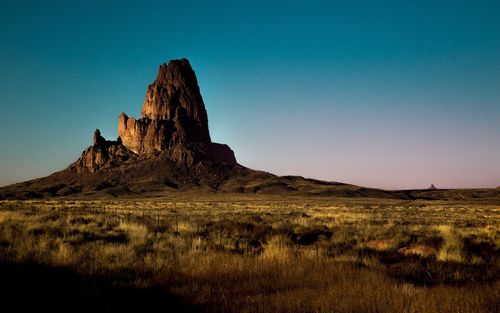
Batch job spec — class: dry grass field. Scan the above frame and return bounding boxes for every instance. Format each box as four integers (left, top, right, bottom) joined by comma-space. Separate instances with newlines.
0, 195, 498, 313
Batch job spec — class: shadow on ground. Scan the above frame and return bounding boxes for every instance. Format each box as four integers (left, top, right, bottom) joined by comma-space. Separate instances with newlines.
0, 261, 199, 313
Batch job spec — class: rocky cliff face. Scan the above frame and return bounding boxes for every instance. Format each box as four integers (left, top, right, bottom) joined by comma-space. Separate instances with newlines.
117, 113, 174, 154
73, 58, 236, 173
119, 59, 211, 154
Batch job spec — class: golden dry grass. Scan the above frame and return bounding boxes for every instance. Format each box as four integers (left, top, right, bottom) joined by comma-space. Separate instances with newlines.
0, 197, 498, 312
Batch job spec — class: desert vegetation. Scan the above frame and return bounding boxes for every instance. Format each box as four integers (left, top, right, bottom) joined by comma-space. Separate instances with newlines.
0, 196, 498, 313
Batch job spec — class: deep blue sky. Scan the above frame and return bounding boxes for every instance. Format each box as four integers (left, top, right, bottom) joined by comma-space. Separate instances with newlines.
1, 0, 499, 189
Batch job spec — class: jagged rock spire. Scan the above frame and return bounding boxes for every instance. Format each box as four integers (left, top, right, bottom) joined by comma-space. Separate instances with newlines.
74, 58, 236, 173
118, 59, 212, 154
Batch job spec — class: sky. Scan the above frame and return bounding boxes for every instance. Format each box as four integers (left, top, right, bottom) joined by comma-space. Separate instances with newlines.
0, 0, 499, 189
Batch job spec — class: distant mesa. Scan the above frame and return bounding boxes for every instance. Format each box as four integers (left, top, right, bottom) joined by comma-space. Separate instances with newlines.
429, 184, 438, 190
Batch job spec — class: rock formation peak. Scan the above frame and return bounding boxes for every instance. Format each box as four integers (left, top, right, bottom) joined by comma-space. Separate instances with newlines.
141, 59, 209, 124
72, 58, 236, 173
93, 129, 105, 146
118, 59, 212, 154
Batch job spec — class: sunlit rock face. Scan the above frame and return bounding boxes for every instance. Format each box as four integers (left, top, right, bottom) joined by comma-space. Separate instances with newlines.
117, 113, 174, 154
74, 58, 236, 173
75, 129, 132, 173
119, 59, 211, 154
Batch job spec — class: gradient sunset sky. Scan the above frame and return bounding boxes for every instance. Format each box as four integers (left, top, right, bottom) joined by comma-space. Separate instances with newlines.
1, 0, 499, 189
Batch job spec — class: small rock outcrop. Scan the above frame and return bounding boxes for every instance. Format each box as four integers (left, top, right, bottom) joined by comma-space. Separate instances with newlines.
75, 129, 132, 173
73, 58, 236, 173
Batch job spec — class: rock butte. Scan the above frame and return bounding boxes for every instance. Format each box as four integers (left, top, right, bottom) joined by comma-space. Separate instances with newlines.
2, 58, 499, 200
74, 58, 237, 173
